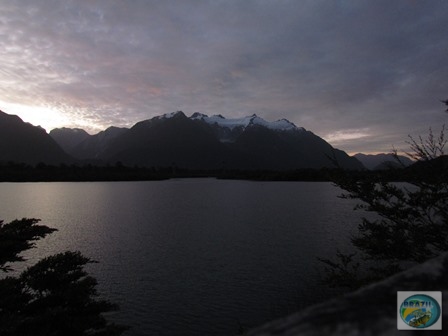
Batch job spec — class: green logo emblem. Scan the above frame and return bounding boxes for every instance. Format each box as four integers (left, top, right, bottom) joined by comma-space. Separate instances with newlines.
399, 294, 441, 329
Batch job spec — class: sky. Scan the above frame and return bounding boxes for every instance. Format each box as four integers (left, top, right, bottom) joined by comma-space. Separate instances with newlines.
1, 0, 447, 155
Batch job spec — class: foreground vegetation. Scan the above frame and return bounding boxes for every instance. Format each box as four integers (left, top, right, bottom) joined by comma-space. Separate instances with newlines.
1, 160, 445, 183
320, 121, 447, 290
0, 218, 127, 335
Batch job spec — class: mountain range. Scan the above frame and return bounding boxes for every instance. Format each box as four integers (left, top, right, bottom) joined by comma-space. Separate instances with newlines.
354, 153, 413, 170
0, 110, 71, 165
50, 111, 363, 170
1, 109, 364, 170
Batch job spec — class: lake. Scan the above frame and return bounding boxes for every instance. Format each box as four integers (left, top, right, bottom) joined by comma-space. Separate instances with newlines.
0, 179, 361, 335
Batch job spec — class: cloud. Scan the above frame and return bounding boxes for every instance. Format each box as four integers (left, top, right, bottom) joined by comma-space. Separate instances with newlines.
325, 128, 372, 143
0, 0, 447, 152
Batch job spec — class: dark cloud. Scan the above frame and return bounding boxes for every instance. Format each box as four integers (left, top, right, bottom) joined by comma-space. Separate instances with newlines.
0, 0, 447, 153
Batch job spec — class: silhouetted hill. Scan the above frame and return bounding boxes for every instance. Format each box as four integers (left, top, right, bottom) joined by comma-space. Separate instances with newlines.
71, 126, 128, 159
404, 155, 448, 180
0, 110, 71, 165
102, 112, 226, 169
226, 125, 361, 170
49, 127, 90, 152
372, 160, 403, 171
354, 153, 413, 170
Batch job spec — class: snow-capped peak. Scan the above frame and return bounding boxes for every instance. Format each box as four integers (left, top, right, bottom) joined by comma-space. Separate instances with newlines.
163, 111, 185, 119
190, 112, 208, 119
190, 113, 302, 131
152, 111, 186, 120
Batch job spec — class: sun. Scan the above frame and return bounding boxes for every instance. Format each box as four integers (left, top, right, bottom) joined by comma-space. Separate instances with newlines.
0, 100, 70, 132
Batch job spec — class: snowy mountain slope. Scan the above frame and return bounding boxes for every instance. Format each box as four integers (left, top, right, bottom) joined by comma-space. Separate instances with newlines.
190, 112, 302, 132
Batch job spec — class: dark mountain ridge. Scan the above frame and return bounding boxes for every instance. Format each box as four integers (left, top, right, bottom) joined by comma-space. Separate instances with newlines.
354, 153, 413, 170
1, 109, 362, 170
49, 127, 90, 152
52, 111, 363, 170
71, 126, 128, 160
0, 110, 71, 165
103, 112, 226, 169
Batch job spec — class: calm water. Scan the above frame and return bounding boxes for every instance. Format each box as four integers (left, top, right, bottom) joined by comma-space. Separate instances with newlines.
0, 179, 361, 335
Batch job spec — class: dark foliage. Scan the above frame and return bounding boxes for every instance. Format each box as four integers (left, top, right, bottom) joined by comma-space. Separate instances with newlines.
0, 161, 172, 182
0, 218, 127, 335
0, 161, 349, 182
320, 123, 448, 290
442, 99, 448, 113
0, 218, 56, 272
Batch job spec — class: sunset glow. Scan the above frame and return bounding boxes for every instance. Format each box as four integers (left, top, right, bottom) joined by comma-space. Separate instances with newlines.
0, 101, 70, 131
1, 1, 447, 153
